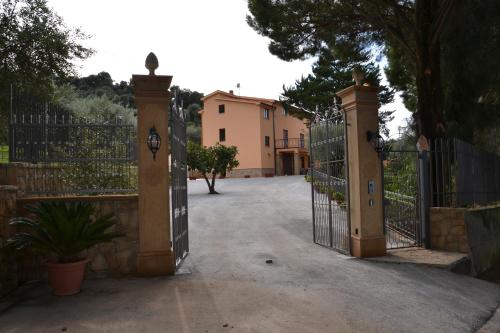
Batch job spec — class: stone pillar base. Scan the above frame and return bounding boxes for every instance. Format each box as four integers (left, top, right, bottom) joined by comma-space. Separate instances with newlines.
351, 235, 386, 258
137, 250, 175, 276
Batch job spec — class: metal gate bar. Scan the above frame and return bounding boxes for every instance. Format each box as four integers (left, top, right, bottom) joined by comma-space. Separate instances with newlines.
170, 102, 189, 268
382, 150, 422, 249
310, 108, 350, 255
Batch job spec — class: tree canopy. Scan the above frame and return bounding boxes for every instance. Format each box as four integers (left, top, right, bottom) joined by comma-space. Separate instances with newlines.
187, 142, 239, 194
0, 0, 93, 94
440, 0, 500, 150
0, 0, 93, 143
247, 0, 458, 139
281, 49, 394, 136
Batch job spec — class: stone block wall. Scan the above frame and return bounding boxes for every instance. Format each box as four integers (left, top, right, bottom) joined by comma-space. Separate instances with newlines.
86, 196, 139, 277
227, 168, 275, 178
464, 206, 500, 276
0, 163, 67, 197
429, 207, 469, 253
0, 186, 18, 298
16, 195, 140, 279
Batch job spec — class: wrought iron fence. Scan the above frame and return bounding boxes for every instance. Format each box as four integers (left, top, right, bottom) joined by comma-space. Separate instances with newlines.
309, 108, 350, 254
430, 138, 500, 207
382, 150, 421, 249
8, 89, 138, 196
275, 138, 306, 149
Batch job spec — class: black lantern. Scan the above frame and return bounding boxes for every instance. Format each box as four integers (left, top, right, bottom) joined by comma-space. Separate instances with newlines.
366, 131, 385, 153
147, 126, 161, 160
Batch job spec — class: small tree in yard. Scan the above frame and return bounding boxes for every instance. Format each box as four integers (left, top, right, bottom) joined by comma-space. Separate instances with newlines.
187, 141, 239, 194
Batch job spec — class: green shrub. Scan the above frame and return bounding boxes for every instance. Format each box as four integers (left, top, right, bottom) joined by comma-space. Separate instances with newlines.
7, 201, 123, 263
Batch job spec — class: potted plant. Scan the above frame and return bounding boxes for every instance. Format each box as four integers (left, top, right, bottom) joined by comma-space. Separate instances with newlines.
7, 201, 122, 296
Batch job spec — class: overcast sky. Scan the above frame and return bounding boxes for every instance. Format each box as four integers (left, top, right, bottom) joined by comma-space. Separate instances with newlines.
47, 0, 410, 136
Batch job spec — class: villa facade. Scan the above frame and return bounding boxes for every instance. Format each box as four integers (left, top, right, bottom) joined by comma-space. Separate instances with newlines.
199, 90, 309, 177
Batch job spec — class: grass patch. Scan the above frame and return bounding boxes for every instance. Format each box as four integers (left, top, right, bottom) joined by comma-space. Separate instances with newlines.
0, 145, 8, 163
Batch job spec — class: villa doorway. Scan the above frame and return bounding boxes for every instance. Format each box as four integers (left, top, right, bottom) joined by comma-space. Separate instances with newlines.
282, 153, 294, 175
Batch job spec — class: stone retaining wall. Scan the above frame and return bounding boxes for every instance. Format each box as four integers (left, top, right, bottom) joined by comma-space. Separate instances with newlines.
0, 186, 18, 298
430, 207, 469, 253
228, 168, 275, 178
464, 206, 500, 276
430, 205, 500, 276
0, 192, 140, 297
16, 195, 139, 279
0, 163, 67, 197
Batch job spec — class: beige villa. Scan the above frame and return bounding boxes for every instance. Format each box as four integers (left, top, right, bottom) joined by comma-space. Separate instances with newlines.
199, 90, 309, 178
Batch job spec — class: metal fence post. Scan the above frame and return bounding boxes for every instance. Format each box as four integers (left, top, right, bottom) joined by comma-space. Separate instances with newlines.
419, 150, 431, 248
309, 122, 316, 243
8, 84, 13, 162
326, 120, 333, 248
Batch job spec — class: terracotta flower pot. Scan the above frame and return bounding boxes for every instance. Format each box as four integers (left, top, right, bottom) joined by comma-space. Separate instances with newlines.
46, 259, 89, 296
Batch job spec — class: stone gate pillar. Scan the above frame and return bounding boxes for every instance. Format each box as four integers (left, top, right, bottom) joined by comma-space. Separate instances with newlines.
337, 84, 386, 258
132, 53, 175, 276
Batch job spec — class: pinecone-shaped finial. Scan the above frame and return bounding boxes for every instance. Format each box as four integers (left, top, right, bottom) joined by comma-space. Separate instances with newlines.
352, 66, 364, 86
145, 52, 159, 75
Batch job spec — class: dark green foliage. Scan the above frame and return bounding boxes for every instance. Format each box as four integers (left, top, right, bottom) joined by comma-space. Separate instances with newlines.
7, 202, 122, 263
187, 123, 201, 144
60, 72, 135, 109
281, 50, 394, 136
0, 0, 93, 94
441, 0, 500, 149
187, 141, 239, 194
0, 0, 93, 144
185, 103, 202, 126
170, 85, 204, 143
171, 86, 204, 114
385, 42, 417, 114
247, 0, 459, 139
383, 153, 418, 197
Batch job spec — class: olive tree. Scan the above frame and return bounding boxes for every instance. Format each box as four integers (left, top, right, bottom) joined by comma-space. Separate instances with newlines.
187, 141, 239, 194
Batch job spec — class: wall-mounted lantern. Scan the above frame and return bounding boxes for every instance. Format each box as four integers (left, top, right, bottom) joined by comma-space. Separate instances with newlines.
147, 126, 161, 160
366, 131, 385, 153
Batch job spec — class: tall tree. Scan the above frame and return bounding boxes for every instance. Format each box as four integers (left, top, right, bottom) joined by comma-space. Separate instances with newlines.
62, 72, 135, 108
187, 142, 239, 194
0, 0, 93, 143
247, 0, 457, 139
440, 0, 500, 149
0, 0, 93, 94
281, 49, 394, 136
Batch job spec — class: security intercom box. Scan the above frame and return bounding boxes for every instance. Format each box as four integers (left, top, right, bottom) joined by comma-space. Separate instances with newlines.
368, 180, 375, 194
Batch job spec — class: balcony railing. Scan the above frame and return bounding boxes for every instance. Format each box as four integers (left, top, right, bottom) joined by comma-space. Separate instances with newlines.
275, 138, 306, 149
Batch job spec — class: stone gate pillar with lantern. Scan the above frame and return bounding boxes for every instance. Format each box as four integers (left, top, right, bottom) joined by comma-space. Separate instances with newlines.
132, 53, 175, 276
337, 73, 387, 258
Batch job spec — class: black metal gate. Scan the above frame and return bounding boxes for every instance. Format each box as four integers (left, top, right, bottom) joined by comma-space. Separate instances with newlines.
170, 100, 189, 268
382, 149, 422, 249
309, 107, 350, 254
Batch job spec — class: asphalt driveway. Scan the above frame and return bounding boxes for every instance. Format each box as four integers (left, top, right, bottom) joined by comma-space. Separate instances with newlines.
1, 176, 499, 332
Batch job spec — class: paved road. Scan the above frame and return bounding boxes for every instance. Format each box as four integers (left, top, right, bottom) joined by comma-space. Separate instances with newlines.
1, 176, 500, 332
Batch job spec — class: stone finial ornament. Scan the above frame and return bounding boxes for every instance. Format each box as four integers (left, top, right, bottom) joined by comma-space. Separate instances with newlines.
417, 135, 430, 152
145, 52, 159, 75
352, 67, 364, 86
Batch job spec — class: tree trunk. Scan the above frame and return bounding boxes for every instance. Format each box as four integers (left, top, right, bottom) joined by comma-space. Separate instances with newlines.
203, 174, 214, 194
209, 172, 218, 194
415, 0, 448, 206
415, 0, 445, 140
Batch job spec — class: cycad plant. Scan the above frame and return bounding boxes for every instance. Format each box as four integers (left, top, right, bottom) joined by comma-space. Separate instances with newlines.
7, 201, 123, 263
